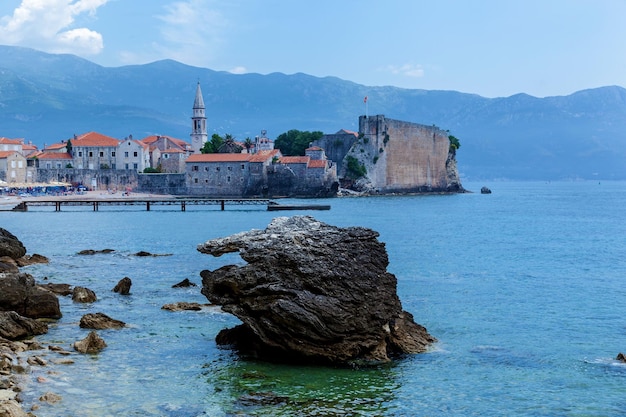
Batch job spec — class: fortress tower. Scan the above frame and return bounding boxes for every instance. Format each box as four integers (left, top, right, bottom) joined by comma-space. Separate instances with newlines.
190, 82, 208, 153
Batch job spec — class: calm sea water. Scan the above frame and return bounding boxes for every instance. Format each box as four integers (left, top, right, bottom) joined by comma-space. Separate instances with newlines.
3, 181, 626, 416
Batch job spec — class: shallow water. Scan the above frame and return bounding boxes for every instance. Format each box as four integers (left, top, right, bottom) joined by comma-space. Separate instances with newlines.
3, 181, 626, 416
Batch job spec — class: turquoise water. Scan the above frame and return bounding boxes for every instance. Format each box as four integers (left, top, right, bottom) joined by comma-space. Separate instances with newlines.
3, 181, 626, 416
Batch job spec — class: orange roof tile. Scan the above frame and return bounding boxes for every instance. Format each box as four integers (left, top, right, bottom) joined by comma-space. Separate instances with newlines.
308, 159, 327, 168
72, 132, 120, 147
44, 142, 67, 151
0, 137, 23, 145
336, 129, 358, 136
306, 146, 323, 151
0, 151, 18, 158
249, 149, 281, 163
162, 148, 185, 154
186, 153, 252, 163
280, 156, 310, 164
36, 152, 73, 160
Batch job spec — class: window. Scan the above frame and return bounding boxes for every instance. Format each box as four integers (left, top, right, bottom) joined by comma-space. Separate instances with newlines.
163, 154, 169, 159
241, 164, 245, 170
112, 151, 116, 157
78, 151, 82, 157
133, 163, 138, 170
89, 151, 93, 157
192, 165, 198, 171
227, 166, 232, 171
133, 152, 138, 157
216, 166, 220, 171
99, 152, 104, 157
194, 178, 198, 183
124, 152, 129, 157
204, 167, 208, 171
56, 163, 61, 168
10, 161, 15, 168
125, 164, 129, 170
18, 161, 23, 168
45, 163, 51, 169
227, 176, 231, 182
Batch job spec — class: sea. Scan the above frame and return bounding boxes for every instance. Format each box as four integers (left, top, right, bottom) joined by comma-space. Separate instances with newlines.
2, 180, 626, 417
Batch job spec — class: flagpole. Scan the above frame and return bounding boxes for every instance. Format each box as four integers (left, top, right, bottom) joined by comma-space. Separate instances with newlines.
364, 96, 368, 117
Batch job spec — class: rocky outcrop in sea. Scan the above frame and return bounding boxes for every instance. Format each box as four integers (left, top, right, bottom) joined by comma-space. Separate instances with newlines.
198, 215, 436, 366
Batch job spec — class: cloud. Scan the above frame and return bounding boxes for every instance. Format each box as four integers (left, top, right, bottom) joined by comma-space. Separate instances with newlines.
229, 66, 247, 75
383, 64, 425, 78
0, 0, 108, 55
153, 0, 227, 67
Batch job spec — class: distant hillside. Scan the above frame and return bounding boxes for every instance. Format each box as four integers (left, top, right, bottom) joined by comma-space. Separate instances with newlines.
1, 45, 625, 180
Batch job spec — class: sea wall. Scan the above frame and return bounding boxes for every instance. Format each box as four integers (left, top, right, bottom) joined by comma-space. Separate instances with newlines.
36, 168, 139, 191
137, 173, 187, 195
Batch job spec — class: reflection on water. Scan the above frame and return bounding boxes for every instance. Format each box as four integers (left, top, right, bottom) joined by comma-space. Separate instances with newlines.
203, 356, 401, 416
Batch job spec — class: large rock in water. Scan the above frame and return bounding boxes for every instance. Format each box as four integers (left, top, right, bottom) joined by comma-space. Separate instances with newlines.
0, 228, 26, 260
0, 273, 61, 319
198, 216, 436, 365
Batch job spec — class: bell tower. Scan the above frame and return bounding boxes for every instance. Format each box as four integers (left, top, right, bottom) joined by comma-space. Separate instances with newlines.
190, 82, 208, 153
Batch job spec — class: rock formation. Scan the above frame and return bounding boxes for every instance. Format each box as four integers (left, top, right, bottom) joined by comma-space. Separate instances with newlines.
72, 286, 97, 303
79, 313, 125, 330
73, 331, 107, 354
0, 311, 48, 340
198, 216, 435, 365
0, 229, 26, 260
0, 273, 61, 319
112, 277, 132, 295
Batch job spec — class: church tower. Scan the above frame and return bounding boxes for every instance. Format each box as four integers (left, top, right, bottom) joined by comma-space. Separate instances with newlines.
190, 82, 208, 153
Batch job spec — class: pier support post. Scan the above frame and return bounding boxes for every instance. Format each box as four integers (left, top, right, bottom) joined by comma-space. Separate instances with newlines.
147, 201, 151, 211
221, 200, 225, 211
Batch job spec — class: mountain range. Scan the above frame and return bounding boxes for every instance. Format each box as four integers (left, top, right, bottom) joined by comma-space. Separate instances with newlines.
1, 45, 625, 181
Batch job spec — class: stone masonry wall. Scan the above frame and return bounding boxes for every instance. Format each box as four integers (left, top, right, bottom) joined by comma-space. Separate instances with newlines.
356, 115, 451, 192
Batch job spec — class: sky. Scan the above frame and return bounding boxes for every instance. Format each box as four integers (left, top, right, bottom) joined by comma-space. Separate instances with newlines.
0, 0, 625, 98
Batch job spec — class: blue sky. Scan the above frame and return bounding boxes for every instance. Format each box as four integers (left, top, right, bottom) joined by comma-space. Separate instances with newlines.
0, 0, 624, 98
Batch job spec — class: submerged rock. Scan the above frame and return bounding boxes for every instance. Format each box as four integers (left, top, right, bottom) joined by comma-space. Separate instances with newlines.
198, 216, 436, 365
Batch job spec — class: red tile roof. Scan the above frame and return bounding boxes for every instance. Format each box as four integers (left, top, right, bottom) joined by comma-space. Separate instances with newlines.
186, 153, 252, 163
44, 142, 67, 151
336, 129, 358, 136
0, 137, 23, 145
0, 151, 19, 158
162, 148, 185, 154
72, 132, 120, 147
308, 159, 327, 168
279, 156, 310, 164
141, 135, 190, 150
36, 152, 73, 160
249, 149, 281, 163
306, 146, 323, 151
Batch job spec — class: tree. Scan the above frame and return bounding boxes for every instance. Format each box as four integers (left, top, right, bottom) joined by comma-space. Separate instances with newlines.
244, 137, 253, 153
345, 155, 367, 179
275, 130, 324, 156
449, 135, 461, 152
201, 134, 224, 153
66, 139, 73, 156
218, 134, 243, 153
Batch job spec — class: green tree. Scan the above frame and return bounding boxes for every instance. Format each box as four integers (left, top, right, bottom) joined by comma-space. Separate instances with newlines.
345, 155, 367, 179
244, 137, 253, 153
201, 133, 224, 153
66, 139, 73, 156
449, 135, 461, 152
275, 130, 324, 156
218, 134, 243, 153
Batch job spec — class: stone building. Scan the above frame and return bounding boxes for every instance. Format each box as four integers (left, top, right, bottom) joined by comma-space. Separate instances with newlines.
117, 136, 150, 172
70, 132, 120, 170
0, 151, 27, 184
190, 82, 208, 153
339, 115, 461, 193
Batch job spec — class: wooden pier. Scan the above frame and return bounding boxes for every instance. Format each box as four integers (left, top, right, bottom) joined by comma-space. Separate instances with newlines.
13, 197, 273, 212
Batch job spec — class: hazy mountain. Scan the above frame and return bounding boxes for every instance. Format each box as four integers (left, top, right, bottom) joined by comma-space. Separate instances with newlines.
1, 45, 625, 180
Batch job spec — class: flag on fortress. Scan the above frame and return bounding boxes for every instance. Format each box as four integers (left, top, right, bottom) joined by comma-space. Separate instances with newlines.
364, 96, 368, 103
